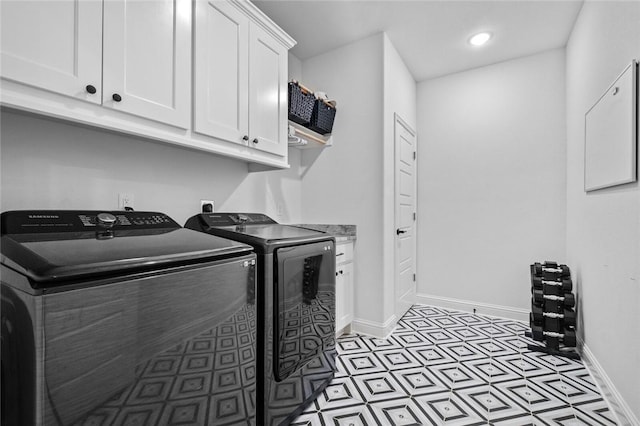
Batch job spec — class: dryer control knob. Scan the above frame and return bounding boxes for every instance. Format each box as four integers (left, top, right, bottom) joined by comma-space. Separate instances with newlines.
96, 212, 117, 227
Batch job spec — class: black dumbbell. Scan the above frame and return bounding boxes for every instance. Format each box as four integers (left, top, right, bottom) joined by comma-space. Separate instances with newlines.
532, 289, 548, 304
531, 262, 570, 278
530, 312, 542, 328
532, 302, 542, 317
530, 325, 577, 347
531, 302, 543, 319
532, 290, 575, 308
531, 276, 573, 292
530, 324, 545, 341
531, 304, 576, 327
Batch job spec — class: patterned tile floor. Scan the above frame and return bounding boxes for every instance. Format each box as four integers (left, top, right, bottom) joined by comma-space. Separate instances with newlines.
292, 305, 616, 426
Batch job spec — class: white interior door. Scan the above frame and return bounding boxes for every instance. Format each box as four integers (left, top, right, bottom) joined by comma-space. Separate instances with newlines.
394, 114, 417, 321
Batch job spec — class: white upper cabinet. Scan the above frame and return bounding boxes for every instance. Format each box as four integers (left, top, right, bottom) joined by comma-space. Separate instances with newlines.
194, 0, 249, 144
194, 0, 290, 158
0, 0, 103, 104
102, 0, 191, 128
0, 0, 294, 168
1, 0, 190, 128
248, 22, 287, 157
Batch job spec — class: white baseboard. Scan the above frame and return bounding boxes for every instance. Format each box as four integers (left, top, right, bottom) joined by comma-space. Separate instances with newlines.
351, 314, 397, 339
580, 340, 639, 426
416, 293, 529, 323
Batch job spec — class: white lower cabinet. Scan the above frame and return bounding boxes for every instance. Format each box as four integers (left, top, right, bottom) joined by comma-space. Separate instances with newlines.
335, 241, 354, 336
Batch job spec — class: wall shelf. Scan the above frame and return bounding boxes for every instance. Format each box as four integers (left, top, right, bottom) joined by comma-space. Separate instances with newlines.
288, 121, 332, 149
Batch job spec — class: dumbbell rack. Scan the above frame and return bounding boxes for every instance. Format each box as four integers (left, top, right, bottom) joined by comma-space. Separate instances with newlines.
526, 261, 580, 360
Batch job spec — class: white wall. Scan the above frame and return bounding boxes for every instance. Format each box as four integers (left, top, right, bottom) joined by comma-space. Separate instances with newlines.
0, 110, 302, 225
382, 34, 417, 321
565, 1, 640, 422
416, 49, 567, 314
299, 34, 386, 327
288, 52, 302, 82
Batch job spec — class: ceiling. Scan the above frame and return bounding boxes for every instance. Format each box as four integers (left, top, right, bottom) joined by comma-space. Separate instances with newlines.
253, 0, 584, 82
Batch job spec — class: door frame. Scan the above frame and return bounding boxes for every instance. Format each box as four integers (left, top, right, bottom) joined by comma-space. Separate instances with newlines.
394, 113, 417, 321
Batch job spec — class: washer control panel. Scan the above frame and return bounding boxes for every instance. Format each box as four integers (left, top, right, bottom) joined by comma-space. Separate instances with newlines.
78, 212, 174, 228
199, 212, 277, 227
1, 211, 180, 234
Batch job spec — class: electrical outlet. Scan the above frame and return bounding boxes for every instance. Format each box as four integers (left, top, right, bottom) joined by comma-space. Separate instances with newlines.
118, 193, 134, 210
200, 200, 214, 213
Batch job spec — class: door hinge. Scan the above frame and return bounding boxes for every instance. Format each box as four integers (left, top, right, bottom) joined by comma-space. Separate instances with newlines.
413, 273, 416, 282
413, 151, 416, 160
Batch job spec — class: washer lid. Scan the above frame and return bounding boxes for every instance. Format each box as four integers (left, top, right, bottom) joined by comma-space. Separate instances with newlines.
223, 224, 327, 241
196, 212, 278, 227
0, 210, 253, 285
185, 213, 334, 253
202, 224, 332, 252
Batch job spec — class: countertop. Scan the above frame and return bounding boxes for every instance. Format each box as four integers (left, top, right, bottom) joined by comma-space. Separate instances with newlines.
290, 224, 357, 242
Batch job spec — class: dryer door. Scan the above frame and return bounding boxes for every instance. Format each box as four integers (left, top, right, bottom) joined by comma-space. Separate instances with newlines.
274, 240, 335, 381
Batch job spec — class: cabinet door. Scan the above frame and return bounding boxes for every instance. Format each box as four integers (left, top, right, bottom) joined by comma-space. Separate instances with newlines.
335, 270, 345, 332
248, 22, 288, 157
335, 262, 354, 334
193, 0, 249, 144
103, 0, 191, 128
340, 263, 354, 327
0, 0, 102, 104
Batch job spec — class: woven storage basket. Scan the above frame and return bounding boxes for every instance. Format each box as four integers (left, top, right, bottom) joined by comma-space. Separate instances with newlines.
288, 82, 315, 125
309, 99, 337, 135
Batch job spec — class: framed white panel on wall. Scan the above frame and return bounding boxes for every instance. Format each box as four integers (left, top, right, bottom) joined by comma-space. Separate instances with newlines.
584, 60, 638, 192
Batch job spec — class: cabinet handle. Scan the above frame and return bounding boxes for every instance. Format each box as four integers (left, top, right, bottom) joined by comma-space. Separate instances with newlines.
335, 272, 339, 276
340, 270, 344, 274
112, 93, 122, 102
336, 253, 345, 257
396, 228, 407, 235
85, 84, 97, 94
242, 135, 249, 141
252, 138, 259, 144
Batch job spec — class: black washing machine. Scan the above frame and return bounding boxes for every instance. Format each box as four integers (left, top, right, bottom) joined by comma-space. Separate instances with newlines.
185, 213, 336, 426
1, 210, 257, 426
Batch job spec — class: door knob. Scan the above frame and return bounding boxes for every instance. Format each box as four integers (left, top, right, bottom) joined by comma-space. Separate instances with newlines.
252, 138, 259, 144
396, 228, 407, 235
112, 93, 122, 102
85, 84, 97, 94
242, 135, 249, 141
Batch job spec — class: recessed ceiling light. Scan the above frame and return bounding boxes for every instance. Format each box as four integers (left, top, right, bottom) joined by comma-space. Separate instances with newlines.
469, 32, 492, 46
